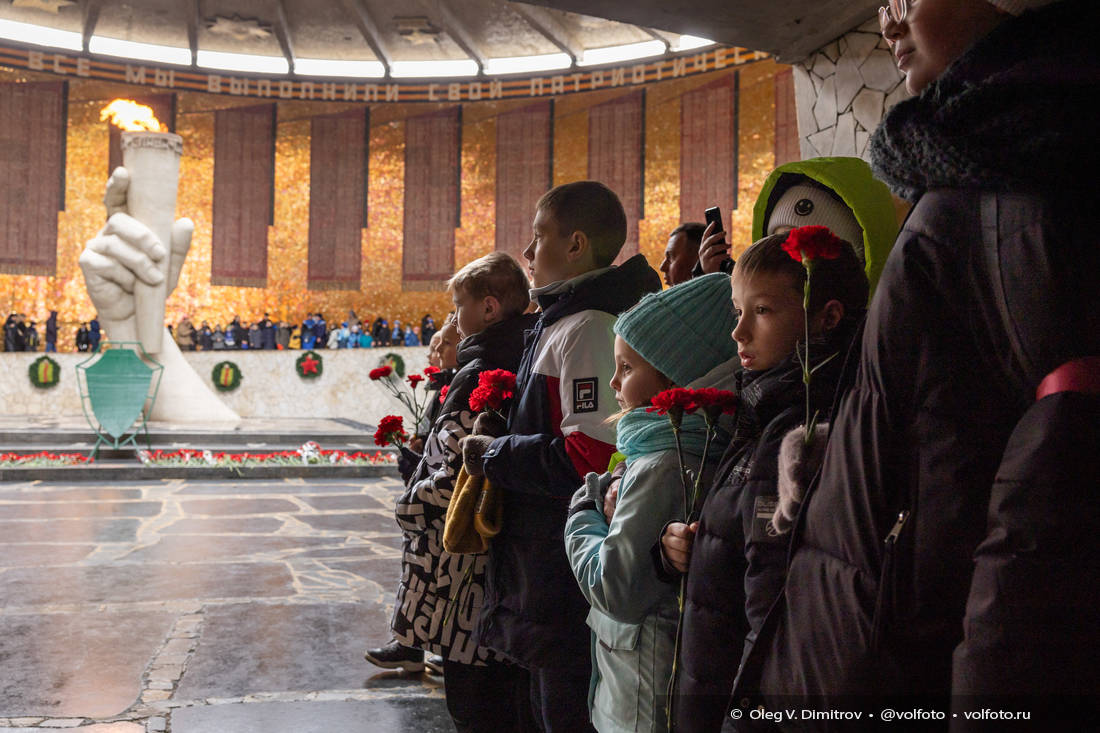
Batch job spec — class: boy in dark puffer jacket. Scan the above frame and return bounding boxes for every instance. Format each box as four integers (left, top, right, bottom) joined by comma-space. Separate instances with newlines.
660, 231, 868, 733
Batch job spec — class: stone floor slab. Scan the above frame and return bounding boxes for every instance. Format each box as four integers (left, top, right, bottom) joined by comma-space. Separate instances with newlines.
0, 562, 294, 607
0, 518, 139, 544
171, 698, 451, 733
0, 489, 144, 503
176, 603, 393, 700
0, 502, 161, 520
297, 496, 389, 512
161, 517, 285, 535
0, 610, 174, 718
122, 536, 335, 563
174, 483, 368, 496
294, 513, 398, 534
178, 499, 300, 516
0, 544, 96, 567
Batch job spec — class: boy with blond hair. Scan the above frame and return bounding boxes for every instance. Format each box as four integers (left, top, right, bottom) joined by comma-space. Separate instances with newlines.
377, 251, 539, 731
461, 181, 661, 731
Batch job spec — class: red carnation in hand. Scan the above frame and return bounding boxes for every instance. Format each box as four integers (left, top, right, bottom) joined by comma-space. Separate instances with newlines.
369, 365, 393, 380
374, 414, 408, 447
408, 374, 425, 388
439, 384, 449, 404
469, 369, 517, 413
424, 366, 441, 376
782, 225, 845, 264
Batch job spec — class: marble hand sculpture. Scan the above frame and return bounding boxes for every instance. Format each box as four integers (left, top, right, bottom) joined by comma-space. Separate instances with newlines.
78, 167, 240, 424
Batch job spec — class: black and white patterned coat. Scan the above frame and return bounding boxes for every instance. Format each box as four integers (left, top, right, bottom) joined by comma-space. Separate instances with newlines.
390, 313, 537, 664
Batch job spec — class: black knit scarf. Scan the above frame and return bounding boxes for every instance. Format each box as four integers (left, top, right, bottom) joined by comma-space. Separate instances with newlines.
870, 0, 1099, 202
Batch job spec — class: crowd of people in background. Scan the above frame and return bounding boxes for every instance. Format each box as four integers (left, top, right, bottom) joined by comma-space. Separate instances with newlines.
2, 310, 437, 353
3, 311, 62, 353
170, 311, 437, 352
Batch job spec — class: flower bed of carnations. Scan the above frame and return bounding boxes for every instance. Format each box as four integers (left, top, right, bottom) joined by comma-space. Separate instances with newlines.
0, 452, 92, 467
137, 441, 395, 468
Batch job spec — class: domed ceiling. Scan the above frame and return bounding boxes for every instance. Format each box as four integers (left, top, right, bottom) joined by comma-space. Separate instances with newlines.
0, 0, 727, 79
0, 0, 881, 77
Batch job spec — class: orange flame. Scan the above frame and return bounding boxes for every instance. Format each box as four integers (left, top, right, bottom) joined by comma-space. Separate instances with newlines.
99, 99, 166, 132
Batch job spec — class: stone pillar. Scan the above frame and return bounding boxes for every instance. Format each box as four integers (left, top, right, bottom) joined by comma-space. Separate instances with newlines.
792, 17, 911, 162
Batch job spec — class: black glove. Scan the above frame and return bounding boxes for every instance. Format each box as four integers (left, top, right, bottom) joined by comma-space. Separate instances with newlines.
397, 446, 422, 484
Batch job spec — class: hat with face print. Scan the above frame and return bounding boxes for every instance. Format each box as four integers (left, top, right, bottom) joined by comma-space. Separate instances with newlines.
766, 183, 865, 267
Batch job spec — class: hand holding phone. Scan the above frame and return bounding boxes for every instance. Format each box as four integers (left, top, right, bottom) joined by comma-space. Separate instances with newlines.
698, 206, 734, 275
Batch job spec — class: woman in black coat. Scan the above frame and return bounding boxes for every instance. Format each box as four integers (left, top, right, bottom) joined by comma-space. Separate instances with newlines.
734, 1, 1100, 726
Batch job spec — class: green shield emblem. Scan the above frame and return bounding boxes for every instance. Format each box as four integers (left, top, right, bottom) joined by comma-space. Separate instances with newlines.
84, 349, 154, 439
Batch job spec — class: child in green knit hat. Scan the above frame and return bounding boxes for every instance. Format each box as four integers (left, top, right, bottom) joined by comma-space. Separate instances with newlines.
564, 273, 740, 733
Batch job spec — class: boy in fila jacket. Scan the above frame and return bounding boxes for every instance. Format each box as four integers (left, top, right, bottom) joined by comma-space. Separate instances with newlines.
462, 181, 661, 732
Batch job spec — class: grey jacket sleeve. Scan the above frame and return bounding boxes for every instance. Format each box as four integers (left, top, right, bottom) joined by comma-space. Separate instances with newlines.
566, 453, 684, 625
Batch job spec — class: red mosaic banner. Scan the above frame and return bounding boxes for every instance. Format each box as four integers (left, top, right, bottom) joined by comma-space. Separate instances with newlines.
680, 73, 739, 226
589, 90, 644, 263
495, 100, 552, 264
308, 108, 369, 291
0, 81, 66, 276
403, 107, 459, 290
774, 68, 800, 166
211, 103, 275, 287
108, 93, 176, 177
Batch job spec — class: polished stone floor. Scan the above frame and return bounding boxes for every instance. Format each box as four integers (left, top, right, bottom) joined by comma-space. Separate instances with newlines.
0, 478, 451, 732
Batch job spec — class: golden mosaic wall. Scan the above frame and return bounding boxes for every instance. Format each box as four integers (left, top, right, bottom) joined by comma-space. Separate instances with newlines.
0, 60, 784, 351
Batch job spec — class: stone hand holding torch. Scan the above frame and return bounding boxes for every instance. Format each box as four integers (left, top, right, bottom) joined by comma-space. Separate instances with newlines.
100, 100, 182, 354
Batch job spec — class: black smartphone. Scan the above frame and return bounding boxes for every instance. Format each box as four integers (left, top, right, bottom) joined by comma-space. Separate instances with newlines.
703, 206, 735, 274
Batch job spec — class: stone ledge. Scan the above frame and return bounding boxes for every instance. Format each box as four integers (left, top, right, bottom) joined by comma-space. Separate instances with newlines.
0, 464, 398, 483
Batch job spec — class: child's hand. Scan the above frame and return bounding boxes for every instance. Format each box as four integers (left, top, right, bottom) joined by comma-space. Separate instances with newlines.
472, 411, 508, 438
662, 521, 699, 573
602, 461, 627, 520
460, 435, 493, 476
603, 483, 619, 521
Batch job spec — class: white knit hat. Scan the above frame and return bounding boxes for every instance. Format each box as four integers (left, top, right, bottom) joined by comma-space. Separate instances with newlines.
766, 183, 865, 267
986, 0, 1061, 14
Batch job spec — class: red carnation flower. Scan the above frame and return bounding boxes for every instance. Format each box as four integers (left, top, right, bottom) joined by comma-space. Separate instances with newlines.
439, 384, 449, 404
478, 369, 517, 393
369, 365, 393, 380
408, 374, 425, 388
782, 225, 845, 264
647, 388, 698, 416
469, 370, 517, 413
688, 388, 738, 415
424, 366, 441, 376
374, 414, 408, 447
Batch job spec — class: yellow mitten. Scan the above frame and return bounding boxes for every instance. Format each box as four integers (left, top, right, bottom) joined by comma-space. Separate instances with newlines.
473, 479, 504, 539
443, 466, 488, 554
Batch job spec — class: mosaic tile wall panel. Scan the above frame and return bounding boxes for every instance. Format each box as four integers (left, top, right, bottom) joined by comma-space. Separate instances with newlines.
680, 73, 738, 227
495, 101, 552, 264
0, 61, 785, 350
589, 90, 644, 263
0, 80, 65, 276
211, 103, 275, 288
402, 107, 460, 290
307, 108, 367, 291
